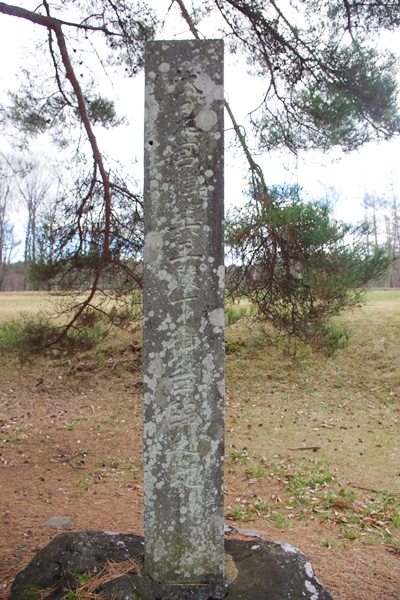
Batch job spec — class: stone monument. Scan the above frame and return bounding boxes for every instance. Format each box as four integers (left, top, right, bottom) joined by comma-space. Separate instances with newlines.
8, 38, 334, 600
143, 40, 225, 584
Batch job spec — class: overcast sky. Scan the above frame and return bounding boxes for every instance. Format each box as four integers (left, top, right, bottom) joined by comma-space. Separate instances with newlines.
1, 1, 400, 231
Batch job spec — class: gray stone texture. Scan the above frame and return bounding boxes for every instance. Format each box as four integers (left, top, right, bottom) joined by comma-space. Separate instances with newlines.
39, 516, 71, 528
9, 531, 333, 600
143, 40, 225, 584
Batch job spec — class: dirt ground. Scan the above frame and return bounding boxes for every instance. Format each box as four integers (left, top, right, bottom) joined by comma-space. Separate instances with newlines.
1, 353, 400, 600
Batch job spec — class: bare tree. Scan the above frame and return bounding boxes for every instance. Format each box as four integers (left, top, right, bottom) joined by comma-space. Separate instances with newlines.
360, 186, 400, 288
362, 192, 385, 249
389, 182, 400, 256
15, 161, 52, 288
0, 158, 20, 290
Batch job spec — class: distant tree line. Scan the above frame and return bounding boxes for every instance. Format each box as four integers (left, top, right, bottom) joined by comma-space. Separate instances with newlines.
1, 151, 395, 356
360, 190, 400, 288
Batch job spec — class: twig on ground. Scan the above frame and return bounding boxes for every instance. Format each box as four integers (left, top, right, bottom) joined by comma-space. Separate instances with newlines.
384, 544, 400, 556
71, 558, 143, 599
350, 484, 400, 496
288, 446, 321, 452
63, 450, 90, 469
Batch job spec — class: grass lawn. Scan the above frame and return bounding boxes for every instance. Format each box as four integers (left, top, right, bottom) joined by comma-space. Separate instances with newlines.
224, 290, 400, 528
0, 289, 399, 599
0, 292, 47, 321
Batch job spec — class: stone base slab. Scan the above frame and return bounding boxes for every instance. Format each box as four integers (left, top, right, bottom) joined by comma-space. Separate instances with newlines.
9, 530, 333, 600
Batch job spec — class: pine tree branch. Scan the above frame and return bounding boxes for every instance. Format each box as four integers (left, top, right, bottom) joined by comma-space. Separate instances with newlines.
224, 99, 267, 196
0, 1, 121, 36
175, 0, 269, 200
173, 0, 201, 39
0, 0, 114, 346
43, 1, 74, 109
50, 21, 112, 344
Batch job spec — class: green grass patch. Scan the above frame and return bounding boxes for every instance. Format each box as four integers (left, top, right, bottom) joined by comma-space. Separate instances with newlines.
269, 511, 291, 529
0, 312, 109, 360
225, 304, 249, 326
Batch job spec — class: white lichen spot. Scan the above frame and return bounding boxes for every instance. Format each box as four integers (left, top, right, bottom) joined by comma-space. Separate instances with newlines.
217, 265, 225, 288
199, 317, 208, 333
148, 356, 165, 377
217, 379, 225, 397
278, 541, 299, 554
153, 541, 168, 563
204, 169, 214, 178
195, 109, 218, 131
150, 179, 159, 190
193, 72, 224, 103
208, 256, 215, 263
158, 62, 170, 73
305, 561, 314, 579
210, 308, 224, 327
213, 132, 221, 140
144, 231, 163, 263
304, 580, 319, 600
145, 86, 160, 135
144, 421, 156, 438
148, 71, 156, 80
166, 85, 175, 94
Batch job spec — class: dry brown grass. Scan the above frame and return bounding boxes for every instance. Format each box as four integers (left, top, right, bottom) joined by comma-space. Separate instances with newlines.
70, 558, 143, 600
224, 291, 400, 597
0, 292, 47, 321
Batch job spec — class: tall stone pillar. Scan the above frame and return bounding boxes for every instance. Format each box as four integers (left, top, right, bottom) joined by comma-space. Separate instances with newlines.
143, 40, 224, 584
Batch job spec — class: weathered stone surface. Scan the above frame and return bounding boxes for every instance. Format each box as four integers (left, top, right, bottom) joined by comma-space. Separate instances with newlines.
225, 537, 332, 600
8, 531, 145, 600
39, 516, 71, 528
143, 40, 225, 584
9, 531, 333, 600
